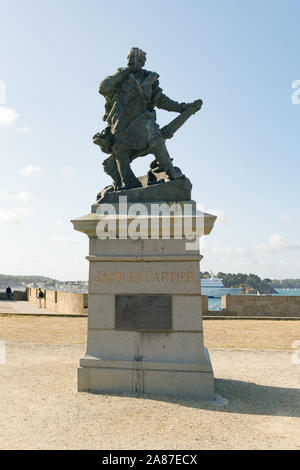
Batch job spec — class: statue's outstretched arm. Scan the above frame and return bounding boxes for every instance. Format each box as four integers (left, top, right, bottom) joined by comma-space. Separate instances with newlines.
99, 67, 130, 96
156, 93, 185, 113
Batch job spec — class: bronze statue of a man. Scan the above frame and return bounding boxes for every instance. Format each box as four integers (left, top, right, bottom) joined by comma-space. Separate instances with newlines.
94, 47, 202, 192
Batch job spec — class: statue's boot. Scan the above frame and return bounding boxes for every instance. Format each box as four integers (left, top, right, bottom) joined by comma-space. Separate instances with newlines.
102, 155, 122, 189
150, 137, 183, 180
113, 144, 142, 190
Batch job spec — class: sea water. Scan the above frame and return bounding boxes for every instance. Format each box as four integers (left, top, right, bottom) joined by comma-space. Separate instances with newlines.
207, 288, 300, 310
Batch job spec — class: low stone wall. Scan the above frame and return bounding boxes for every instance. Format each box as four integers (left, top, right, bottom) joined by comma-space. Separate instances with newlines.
203, 295, 300, 318
27, 288, 42, 306
26, 291, 300, 318
27, 288, 88, 315
202, 295, 208, 314
0, 290, 27, 301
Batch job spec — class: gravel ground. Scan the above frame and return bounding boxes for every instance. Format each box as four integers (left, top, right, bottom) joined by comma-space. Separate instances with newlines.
0, 343, 299, 450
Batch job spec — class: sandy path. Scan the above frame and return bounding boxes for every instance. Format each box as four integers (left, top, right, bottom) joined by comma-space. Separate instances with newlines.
0, 343, 299, 450
1, 316, 300, 349
0, 300, 61, 315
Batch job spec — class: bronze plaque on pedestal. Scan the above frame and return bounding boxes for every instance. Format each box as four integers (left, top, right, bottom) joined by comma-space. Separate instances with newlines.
115, 294, 172, 331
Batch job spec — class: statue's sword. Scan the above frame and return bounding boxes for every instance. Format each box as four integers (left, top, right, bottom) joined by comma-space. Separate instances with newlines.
160, 99, 202, 140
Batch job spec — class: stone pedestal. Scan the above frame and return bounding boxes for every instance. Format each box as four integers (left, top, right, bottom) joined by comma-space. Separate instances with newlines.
72, 201, 216, 399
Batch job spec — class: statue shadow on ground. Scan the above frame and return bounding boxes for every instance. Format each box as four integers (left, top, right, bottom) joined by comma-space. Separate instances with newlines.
87, 378, 300, 418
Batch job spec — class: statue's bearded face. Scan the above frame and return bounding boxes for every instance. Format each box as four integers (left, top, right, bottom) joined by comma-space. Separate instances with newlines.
127, 47, 146, 71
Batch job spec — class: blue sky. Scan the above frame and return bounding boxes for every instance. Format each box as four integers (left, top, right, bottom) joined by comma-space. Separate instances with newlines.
0, 0, 299, 280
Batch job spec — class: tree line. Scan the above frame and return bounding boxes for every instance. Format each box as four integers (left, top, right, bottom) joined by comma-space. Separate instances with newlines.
201, 272, 277, 294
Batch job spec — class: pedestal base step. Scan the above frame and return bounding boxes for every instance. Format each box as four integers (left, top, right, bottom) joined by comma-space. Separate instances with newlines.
78, 351, 214, 400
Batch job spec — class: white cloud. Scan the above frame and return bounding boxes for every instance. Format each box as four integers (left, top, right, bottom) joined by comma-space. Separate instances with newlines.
205, 243, 247, 257
205, 235, 300, 259
21, 164, 44, 177
18, 126, 31, 134
50, 236, 73, 244
0, 189, 34, 225
0, 208, 21, 224
254, 234, 300, 253
13, 191, 33, 203
55, 219, 64, 226
201, 233, 300, 278
281, 214, 291, 223
0, 189, 33, 203
0, 107, 19, 127
281, 213, 300, 224
0, 206, 34, 224
15, 207, 35, 216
